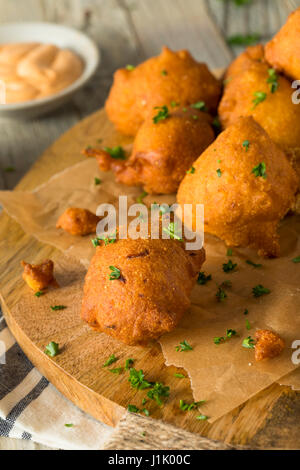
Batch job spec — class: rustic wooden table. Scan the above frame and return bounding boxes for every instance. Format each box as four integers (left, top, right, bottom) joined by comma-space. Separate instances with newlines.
0, 0, 299, 451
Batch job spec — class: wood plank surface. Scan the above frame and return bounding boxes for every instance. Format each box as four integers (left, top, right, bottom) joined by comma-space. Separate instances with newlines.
1, 0, 300, 451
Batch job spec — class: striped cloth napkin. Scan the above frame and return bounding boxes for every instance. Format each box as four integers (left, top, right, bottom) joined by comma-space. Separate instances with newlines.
0, 311, 114, 449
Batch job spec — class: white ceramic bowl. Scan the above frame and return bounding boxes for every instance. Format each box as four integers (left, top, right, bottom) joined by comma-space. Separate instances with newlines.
0, 22, 100, 119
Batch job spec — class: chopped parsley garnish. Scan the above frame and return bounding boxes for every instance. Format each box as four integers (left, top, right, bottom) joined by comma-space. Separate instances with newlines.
128, 368, 152, 390
242, 140, 250, 152
50, 305, 67, 311
292, 256, 300, 263
103, 233, 117, 245
64, 423, 74, 428
92, 232, 117, 247
103, 354, 118, 367
179, 400, 205, 411
186, 166, 196, 174
196, 414, 208, 420
227, 248, 233, 256
192, 115, 198, 120
109, 367, 123, 374
127, 369, 169, 407
94, 177, 101, 185
161, 69, 168, 76
174, 373, 186, 379
231, 0, 252, 5
252, 284, 270, 297
227, 33, 260, 46
226, 328, 237, 338
142, 398, 147, 405
197, 272, 212, 285
125, 358, 134, 370
109, 266, 121, 280
267, 68, 279, 93
245, 319, 251, 330
175, 340, 193, 352
252, 162, 267, 179
244, 309, 249, 315
213, 116, 221, 130
220, 280, 232, 289
190, 101, 207, 111
170, 100, 179, 108
252, 91, 267, 109
143, 408, 150, 416
35, 291, 44, 297
153, 105, 170, 124
216, 287, 227, 302
182, 107, 187, 112
214, 328, 237, 345
163, 222, 182, 241
246, 259, 262, 268
214, 337, 224, 345
45, 341, 59, 357
216, 168, 222, 177
137, 191, 148, 204
126, 64, 135, 71
242, 336, 256, 349
223, 260, 237, 273
104, 146, 126, 160
147, 383, 170, 406
128, 404, 139, 413
4, 166, 15, 172
91, 238, 101, 247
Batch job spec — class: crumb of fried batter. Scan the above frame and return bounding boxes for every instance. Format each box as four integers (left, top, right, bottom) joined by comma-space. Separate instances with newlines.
255, 329, 285, 361
56, 207, 100, 236
21, 259, 59, 292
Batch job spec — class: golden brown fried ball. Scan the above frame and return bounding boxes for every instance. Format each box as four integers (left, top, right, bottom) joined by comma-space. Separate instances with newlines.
225, 44, 266, 81
105, 46, 221, 136
21, 259, 59, 292
56, 208, 100, 236
219, 59, 300, 152
255, 329, 285, 361
84, 109, 215, 194
265, 8, 300, 81
177, 117, 298, 257
81, 237, 205, 345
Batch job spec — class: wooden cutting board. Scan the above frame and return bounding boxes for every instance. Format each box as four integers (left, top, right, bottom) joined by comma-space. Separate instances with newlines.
1, 108, 299, 449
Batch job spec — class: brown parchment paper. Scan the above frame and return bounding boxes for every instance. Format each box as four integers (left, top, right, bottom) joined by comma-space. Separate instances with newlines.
0, 158, 300, 422
277, 370, 300, 390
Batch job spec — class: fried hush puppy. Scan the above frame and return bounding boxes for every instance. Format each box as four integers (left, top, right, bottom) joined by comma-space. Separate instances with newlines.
177, 116, 298, 257
254, 329, 285, 362
21, 259, 58, 292
219, 58, 300, 153
56, 207, 100, 236
224, 44, 266, 81
84, 109, 215, 194
81, 237, 205, 345
105, 46, 221, 136
265, 7, 300, 81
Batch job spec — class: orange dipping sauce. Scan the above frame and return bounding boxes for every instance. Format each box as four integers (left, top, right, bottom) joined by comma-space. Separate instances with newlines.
0, 42, 84, 104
